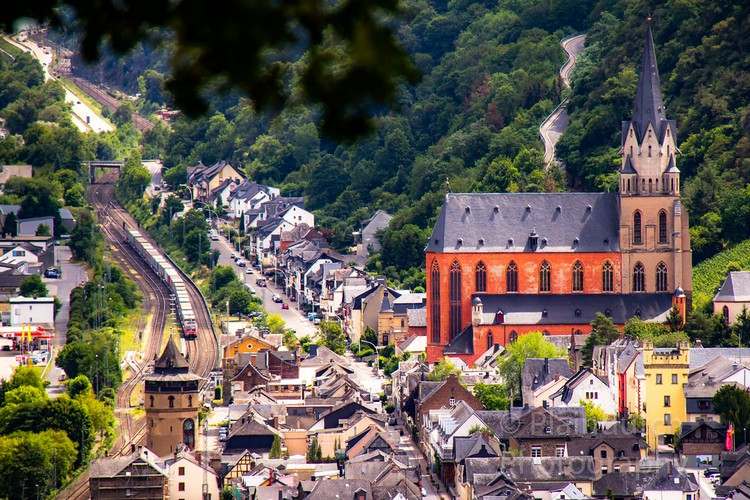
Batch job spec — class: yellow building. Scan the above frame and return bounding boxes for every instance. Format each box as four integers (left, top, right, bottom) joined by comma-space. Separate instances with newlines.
642, 340, 689, 450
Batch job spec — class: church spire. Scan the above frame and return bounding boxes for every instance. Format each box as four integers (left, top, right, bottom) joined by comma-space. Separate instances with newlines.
631, 18, 667, 141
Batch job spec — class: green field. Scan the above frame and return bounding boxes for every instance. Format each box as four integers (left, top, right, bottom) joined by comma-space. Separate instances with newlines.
693, 239, 750, 312
0, 37, 22, 61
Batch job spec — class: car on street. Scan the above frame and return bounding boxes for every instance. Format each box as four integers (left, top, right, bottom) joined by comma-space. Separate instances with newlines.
245, 268, 252, 274
256, 278, 266, 287
272, 294, 283, 303
704, 468, 719, 477
154, 185, 161, 191
209, 230, 219, 241
237, 259, 246, 267
44, 267, 61, 279
708, 473, 721, 484
231, 253, 237, 260
281, 303, 289, 310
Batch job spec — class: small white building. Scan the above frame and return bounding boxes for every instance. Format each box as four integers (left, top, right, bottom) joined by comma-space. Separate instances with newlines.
0, 244, 40, 266
714, 271, 750, 325
550, 368, 617, 415
10, 296, 55, 326
163, 449, 220, 500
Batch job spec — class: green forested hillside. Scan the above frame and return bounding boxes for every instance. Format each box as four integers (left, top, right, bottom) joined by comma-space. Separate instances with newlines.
558, 0, 750, 264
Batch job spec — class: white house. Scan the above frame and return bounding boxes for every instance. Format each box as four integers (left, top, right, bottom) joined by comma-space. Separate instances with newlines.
163, 449, 220, 500
550, 368, 617, 415
229, 180, 280, 218
281, 204, 314, 227
426, 401, 485, 468
10, 296, 55, 326
0, 244, 40, 266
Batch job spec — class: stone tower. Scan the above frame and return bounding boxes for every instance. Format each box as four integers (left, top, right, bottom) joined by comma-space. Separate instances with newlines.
618, 20, 692, 299
144, 336, 201, 456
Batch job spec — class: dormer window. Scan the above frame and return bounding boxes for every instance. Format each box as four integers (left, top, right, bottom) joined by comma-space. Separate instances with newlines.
465, 206, 471, 214
495, 311, 504, 324
574, 308, 582, 318
544, 426, 552, 434
493, 205, 500, 213
542, 309, 548, 318
449, 397, 456, 407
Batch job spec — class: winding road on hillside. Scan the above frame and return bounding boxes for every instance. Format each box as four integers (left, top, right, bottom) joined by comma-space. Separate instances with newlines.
539, 34, 586, 168
3, 34, 114, 133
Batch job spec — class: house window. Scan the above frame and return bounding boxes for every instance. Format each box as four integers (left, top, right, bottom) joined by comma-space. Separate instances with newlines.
150, 395, 154, 407
633, 211, 642, 245
449, 397, 456, 407
539, 261, 551, 292
602, 261, 614, 292
601, 467, 608, 475
188, 395, 192, 407
656, 374, 662, 385
664, 395, 671, 407
449, 261, 462, 341
556, 446, 565, 457
178, 467, 185, 476
600, 449, 607, 458
11, 250, 25, 257
168, 396, 175, 408
664, 413, 671, 426
656, 262, 668, 292
506, 261, 518, 292
531, 447, 542, 457
572, 261, 584, 292
179, 483, 185, 491
430, 261, 440, 343
475, 262, 487, 292
658, 210, 668, 244
487, 332, 494, 351
724, 306, 730, 325
632, 263, 645, 292
672, 374, 678, 384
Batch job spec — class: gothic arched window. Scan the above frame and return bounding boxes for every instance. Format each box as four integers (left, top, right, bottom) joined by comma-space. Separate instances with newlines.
723, 306, 730, 325
487, 332, 494, 351
449, 261, 462, 340
572, 261, 584, 292
475, 262, 487, 292
633, 211, 642, 245
183, 419, 195, 449
539, 261, 551, 293
602, 262, 614, 292
633, 262, 645, 292
658, 210, 668, 244
656, 262, 668, 292
506, 261, 518, 293
168, 395, 175, 408
430, 261, 440, 343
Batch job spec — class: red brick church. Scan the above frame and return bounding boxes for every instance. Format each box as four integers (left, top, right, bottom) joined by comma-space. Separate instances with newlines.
425, 23, 692, 365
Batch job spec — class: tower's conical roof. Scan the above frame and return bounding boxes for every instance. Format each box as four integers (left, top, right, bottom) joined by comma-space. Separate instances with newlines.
154, 335, 190, 373
631, 20, 667, 141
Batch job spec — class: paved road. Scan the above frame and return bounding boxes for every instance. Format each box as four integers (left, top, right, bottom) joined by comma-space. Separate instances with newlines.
683, 467, 716, 500
395, 423, 452, 500
540, 34, 586, 167
144, 160, 164, 197
4, 34, 114, 133
44, 246, 89, 392
211, 235, 317, 338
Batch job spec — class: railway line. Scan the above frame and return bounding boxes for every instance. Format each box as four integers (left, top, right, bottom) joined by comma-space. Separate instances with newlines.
59, 182, 218, 499
69, 76, 154, 132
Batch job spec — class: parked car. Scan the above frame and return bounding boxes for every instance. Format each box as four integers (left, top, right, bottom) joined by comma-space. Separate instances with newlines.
281, 303, 289, 310
209, 230, 219, 241
704, 468, 719, 477
44, 267, 61, 279
237, 259, 246, 267
245, 268, 253, 274
256, 278, 267, 287
272, 294, 283, 303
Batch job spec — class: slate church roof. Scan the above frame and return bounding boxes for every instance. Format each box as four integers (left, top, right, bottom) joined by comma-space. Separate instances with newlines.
426, 192, 619, 254
714, 271, 750, 302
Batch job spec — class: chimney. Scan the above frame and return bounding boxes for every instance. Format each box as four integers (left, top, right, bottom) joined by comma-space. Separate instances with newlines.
544, 358, 549, 374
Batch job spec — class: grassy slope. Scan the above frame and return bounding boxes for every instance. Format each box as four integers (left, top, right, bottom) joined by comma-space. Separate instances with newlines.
0, 37, 22, 61
693, 239, 750, 312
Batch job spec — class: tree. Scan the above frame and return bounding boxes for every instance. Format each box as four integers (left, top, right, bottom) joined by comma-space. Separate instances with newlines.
0, 430, 77, 499
306, 436, 322, 462
266, 314, 286, 336
427, 358, 461, 381
35, 223, 51, 236
582, 401, 609, 432
116, 152, 151, 203
1, 212, 17, 237
112, 102, 134, 125
320, 321, 346, 355
269, 434, 282, 459
473, 383, 509, 410
283, 329, 299, 350
582, 314, 620, 367
714, 385, 750, 446
498, 332, 566, 397
19, 275, 48, 298
66, 374, 93, 399
5, 365, 45, 392
3, 385, 46, 405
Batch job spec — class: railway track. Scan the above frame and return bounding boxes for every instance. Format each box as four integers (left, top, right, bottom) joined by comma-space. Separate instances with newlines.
69, 76, 154, 132
60, 183, 218, 499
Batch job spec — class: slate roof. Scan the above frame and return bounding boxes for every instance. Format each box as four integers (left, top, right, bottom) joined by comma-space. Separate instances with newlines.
426, 192, 619, 253
477, 292, 674, 325
464, 457, 595, 484
522, 358, 573, 392
307, 479, 372, 500
690, 347, 750, 369
551, 368, 608, 404
567, 431, 646, 461
679, 420, 726, 439
714, 272, 750, 302
146, 336, 202, 382
453, 433, 501, 462
406, 308, 426, 327
475, 407, 586, 438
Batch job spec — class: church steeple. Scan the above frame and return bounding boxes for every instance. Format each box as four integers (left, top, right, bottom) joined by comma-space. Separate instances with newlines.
619, 18, 679, 197
632, 19, 666, 142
